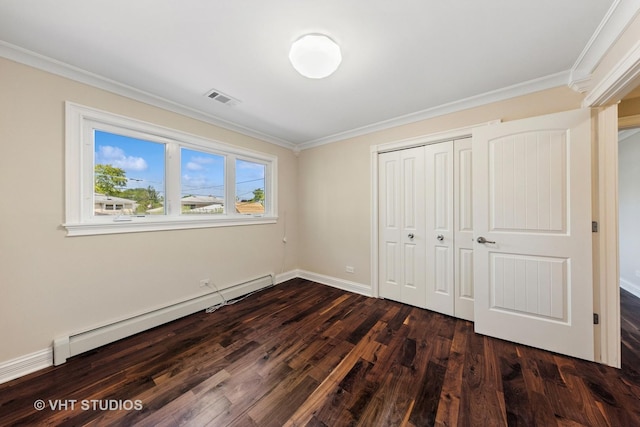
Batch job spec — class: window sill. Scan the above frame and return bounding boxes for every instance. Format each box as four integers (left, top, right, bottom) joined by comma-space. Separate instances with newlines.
63, 215, 278, 236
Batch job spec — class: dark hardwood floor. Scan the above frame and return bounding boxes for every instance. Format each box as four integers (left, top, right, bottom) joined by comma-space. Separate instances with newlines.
1, 279, 640, 426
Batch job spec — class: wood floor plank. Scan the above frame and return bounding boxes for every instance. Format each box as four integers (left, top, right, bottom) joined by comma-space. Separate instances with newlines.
311, 359, 373, 426
458, 332, 508, 427
283, 318, 389, 426
494, 340, 536, 426
555, 355, 610, 426
2, 280, 640, 426
409, 361, 448, 426
359, 355, 418, 425
516, 346, 561, 427
434, 320, 470, 427
247, 373, 319, 427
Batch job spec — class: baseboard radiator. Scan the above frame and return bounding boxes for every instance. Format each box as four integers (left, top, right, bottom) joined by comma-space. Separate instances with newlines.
53, 274, 274, 366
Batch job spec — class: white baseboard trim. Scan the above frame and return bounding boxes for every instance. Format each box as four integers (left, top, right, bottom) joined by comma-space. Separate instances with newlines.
0, 269, 370, 384
0, 347, 52, 385
621, 277, 640, 299
296, 270, 373, 297
275, 269, 299, 284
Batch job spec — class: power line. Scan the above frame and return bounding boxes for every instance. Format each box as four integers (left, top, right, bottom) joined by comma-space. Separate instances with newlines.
236, 177, 264, 185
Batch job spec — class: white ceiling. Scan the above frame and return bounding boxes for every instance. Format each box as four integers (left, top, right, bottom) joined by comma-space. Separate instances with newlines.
0, 1, 617, 147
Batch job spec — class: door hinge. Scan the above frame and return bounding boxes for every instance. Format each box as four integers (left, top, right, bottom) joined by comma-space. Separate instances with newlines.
592, 221, 598, 232
593, 313, 599, 325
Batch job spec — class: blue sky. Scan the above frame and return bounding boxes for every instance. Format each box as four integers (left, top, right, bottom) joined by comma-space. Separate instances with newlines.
94, 131, 265, 201
181, 148, 224, 198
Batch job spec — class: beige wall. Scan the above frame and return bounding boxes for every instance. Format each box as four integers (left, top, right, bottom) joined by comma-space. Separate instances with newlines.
0, 58, 299, 362
620, 96, 640, 117
298, 86, 585, 289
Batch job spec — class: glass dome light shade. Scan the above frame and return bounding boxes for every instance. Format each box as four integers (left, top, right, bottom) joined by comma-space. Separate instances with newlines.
289, 34, 342, 79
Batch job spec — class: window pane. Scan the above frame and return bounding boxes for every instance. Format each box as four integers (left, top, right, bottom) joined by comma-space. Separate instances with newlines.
181, 148, 225, 214
236, 159, 266, 215
94, 130, 165, 216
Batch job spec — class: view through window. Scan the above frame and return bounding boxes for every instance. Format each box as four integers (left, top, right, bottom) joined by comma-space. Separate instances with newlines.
65, 102, 277, 236
92, 132, 268, 217
94, 130, 165, 216
181, 148, 225, 215
236, 159, 266, 215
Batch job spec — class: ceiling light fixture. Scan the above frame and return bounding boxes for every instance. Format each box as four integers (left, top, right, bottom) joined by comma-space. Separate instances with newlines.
289, 34, 342, 79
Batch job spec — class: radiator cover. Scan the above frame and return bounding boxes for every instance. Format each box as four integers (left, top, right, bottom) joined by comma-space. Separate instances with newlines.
53, 274, 274, 365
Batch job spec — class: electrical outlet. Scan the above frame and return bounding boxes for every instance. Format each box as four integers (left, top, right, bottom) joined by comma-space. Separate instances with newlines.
346, 266, 355, 274
200, 279, 210, 287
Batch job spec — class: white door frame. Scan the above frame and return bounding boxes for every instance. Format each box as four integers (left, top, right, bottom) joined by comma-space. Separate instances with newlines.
371, 122, 496, 299
584, 40, 640, 368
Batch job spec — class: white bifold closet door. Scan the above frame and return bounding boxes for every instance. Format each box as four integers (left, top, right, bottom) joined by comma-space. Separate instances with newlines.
424, 141, 454, 315
453, 138, 474, 321
379, 139, 472, 317
378, 146, 427, 308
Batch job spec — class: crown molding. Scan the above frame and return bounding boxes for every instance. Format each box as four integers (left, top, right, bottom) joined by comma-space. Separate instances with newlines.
569, 75, 593, 94
569, 0, 640, 93
0, 41, 297, 151
297, 71, 569, 151
582, 39, 640, 107
2, 38, 562, 153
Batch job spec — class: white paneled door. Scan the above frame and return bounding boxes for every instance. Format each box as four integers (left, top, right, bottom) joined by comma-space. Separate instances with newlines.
379, 147, 427, 308
454, 138, 475, 321
379, 142, 464, 316
425, 141, 454, 315
472, 109, 594, 361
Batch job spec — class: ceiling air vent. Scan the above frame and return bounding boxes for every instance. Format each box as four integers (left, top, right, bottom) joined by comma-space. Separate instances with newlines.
204, 88, 240, 107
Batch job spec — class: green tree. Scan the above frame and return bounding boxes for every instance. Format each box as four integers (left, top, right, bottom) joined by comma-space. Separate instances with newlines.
145, 185, 160, 205
142, 185, 163, 212
251, 188, 265, 203
121, 185, 163, 213
95, 164, 127, 196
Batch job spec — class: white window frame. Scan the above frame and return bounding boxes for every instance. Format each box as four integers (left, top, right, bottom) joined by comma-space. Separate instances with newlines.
64, 102, 277, 236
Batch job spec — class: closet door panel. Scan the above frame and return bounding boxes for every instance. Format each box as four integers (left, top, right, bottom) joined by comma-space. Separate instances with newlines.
378, 147, 426, 307
425, 141, 454, 315
379, 151, 402, 301
454, 138, 474, 321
